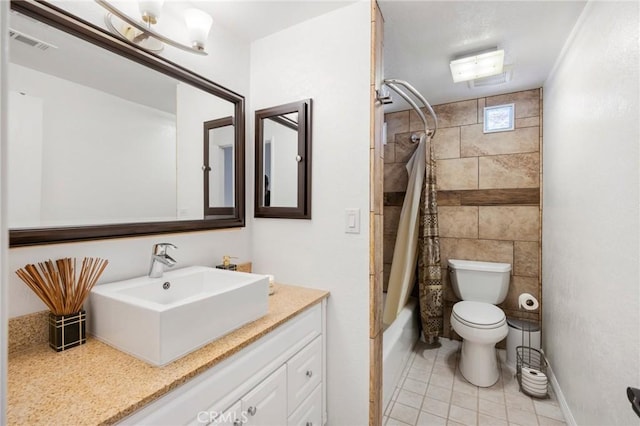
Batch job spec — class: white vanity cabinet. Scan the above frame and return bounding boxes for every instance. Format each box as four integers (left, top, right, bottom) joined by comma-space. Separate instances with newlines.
119, 300, 326, 426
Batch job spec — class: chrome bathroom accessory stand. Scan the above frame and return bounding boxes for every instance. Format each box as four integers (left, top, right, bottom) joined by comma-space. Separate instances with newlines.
516, 318, 548, 398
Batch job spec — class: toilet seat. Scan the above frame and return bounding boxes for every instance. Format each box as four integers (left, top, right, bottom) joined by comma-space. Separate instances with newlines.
452, 301, 506, 329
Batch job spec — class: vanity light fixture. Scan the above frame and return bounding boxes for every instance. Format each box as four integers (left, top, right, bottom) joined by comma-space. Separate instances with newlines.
96, 0, 213, 55
450, 48, 505, 83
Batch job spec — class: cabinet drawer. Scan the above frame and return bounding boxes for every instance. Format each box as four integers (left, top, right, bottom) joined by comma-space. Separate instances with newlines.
287, 336, 322, 413
206, 401, 243, 426
242, 364, 287, 426
287, 384, 322, 426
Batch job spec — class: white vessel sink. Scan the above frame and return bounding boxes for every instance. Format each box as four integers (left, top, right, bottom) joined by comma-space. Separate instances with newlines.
89, 266, 269, 366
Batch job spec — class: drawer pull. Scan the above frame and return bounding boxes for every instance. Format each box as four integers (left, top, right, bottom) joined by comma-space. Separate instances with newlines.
247, 406, 257, 416
305, 370, 313, 378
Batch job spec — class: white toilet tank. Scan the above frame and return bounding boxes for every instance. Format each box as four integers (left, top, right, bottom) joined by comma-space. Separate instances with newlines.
448, 259, 511, 304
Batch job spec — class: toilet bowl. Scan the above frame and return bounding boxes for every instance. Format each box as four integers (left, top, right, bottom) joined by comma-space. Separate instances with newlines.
451, 301, 508, 387
447, 258, 511, 388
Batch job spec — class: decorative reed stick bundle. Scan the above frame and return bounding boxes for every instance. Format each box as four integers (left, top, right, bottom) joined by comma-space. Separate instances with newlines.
16, 257, 109, 316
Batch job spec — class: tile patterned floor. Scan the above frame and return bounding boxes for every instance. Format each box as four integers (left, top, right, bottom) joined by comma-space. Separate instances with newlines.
383, 339, 567, 426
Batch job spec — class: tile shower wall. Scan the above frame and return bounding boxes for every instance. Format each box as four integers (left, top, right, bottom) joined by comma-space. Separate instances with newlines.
383, 89, 542, 338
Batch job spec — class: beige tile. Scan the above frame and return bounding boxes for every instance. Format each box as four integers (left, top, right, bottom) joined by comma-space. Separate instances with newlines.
431, 99, 478, 128
505, 388, 536, 413
385, 111, 410, 144
432, 127, 461, 159
430, 372, 455, 390
478, 384, 506, 404
436, 158, 479, 190
384, 233, 396, 264
478, 206, 540, 241
426, 384, 452, 403
394, 132, 421, 163
438, 206, 479, 239
384, 206, 402, 236
479, 153, 540, 189
389, 402, 419, 425
384, 162, 409, 192
506, 405, 538, 425
461, 125, 539, 157
449, 404, 477, 425
396, 389, 424, 410
514, 241, 539, 277
453, 375, 478, 397
440, 238, 514, 266
416, 411, 447, 426
502, 276, 539, 312
537, 415, 567, 426
534, 401, 565, 422
516, 117, 540, 128
385, 142, 396, 164
421, 396, 449, 418
403, 377, 428, 395
478, 98, 486, 123
479, 413, 508, 426
386, 416, 413, 426
383, 265, 391, 292
479, 398, 507, 420
451, 391, 477, 411
486, 89, 540, 119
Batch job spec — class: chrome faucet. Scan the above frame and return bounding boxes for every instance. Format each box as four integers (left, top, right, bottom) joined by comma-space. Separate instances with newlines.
148, 243, 178, 278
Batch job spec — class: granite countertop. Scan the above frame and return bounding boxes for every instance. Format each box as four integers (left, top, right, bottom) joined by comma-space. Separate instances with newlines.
8, 284, 329, 426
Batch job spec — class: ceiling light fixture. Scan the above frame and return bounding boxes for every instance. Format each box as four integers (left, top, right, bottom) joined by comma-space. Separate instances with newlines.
449, 48, 505, 83
96, 0, 213, 55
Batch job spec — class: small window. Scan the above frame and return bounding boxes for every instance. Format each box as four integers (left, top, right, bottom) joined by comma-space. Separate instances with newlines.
483, 103, 515, 133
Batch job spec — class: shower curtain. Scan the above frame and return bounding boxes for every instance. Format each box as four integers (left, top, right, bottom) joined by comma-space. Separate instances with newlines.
383, 133, 443, 340
417, 134, 443, 340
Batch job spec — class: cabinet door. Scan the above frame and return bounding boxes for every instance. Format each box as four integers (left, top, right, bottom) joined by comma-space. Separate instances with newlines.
205, 401, 245, 426
242, 364, 287, 426
287, 384, 322, 426
287, 336, 322, 413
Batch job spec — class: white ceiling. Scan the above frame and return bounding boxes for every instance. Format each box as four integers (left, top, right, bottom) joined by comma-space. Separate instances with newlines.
192, 1, 357, 42
379, 1, 587, 111
9, 1, 588, 116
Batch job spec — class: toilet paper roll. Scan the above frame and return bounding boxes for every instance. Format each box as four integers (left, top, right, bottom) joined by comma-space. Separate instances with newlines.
518, 293, 539, 311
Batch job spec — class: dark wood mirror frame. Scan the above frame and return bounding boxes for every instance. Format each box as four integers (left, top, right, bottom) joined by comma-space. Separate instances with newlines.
254, 99, 312, 219
9, 0, 245, 247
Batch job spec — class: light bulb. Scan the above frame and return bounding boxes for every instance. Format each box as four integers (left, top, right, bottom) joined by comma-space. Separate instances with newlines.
184, 8, 213, 51
138, 0, 164, 24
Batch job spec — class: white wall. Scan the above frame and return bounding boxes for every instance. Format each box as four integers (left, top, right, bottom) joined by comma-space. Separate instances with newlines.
8, 1, 251, 318
9, 63, 177, 226
542, 2, 639, 425
250, 2, 371, 424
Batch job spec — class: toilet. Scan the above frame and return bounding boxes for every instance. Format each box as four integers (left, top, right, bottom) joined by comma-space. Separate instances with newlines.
448, 259, 511, 387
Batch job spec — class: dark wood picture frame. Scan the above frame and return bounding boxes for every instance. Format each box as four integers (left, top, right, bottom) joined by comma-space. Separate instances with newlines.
9, 0, 246, 247
254, 99, 312, 219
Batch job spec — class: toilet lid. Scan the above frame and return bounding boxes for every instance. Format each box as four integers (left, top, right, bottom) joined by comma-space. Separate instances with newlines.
452, 301, 506, 329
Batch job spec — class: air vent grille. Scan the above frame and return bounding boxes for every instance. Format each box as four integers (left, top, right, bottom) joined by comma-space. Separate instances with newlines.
9, 28, 57, 51
468, 66, 513, 88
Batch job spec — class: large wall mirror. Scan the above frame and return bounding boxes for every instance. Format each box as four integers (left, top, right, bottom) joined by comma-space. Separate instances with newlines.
255, 99, 312, 219
8, 1, 245, 246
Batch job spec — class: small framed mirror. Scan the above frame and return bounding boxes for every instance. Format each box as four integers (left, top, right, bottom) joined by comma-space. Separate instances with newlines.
255, 99, 312, 219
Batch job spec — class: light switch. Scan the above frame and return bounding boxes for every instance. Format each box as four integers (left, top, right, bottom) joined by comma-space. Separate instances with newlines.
345, 208, 360, 234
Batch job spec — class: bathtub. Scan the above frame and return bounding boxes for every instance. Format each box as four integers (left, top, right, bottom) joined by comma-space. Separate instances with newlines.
382, 295, 420, 410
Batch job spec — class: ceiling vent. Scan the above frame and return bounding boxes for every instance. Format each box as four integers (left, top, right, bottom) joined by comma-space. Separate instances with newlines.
8, 28, 57, 51
468, 66, 513, 88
